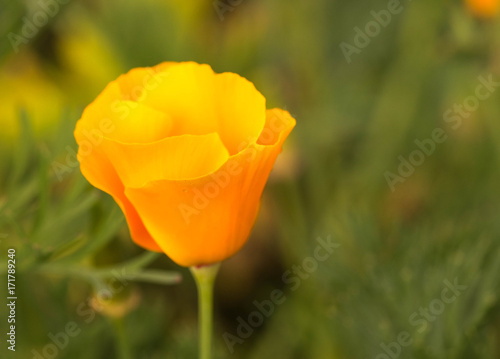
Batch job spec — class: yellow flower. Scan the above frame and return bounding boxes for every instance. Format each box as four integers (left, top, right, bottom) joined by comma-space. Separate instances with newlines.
466, 0, 500, 18
75, 62, 295, 267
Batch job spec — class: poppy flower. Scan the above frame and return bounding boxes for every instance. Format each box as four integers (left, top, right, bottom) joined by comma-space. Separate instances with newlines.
465, 0, 499, 18
75, 62, 295, 267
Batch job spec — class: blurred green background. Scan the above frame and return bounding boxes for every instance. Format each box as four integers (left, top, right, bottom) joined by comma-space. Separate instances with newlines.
1, 0, 500, 358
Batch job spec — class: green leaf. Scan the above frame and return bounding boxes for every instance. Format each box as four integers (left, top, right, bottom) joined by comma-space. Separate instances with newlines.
8, 109, 34, 189
115, 269, 182, 286
53, 206, 124, 263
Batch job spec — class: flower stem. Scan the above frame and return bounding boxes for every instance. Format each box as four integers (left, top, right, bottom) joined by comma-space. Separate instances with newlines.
190, 263, 220, 359
113, 317, 132, 359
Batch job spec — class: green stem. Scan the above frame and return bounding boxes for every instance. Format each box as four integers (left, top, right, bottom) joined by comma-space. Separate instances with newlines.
113, 317, 132, 359
190, 263, 220, 359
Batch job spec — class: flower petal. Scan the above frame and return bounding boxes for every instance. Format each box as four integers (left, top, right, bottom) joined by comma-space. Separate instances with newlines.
105, 101, 173, 143
140, 62, 266, 154
214, 72, 267, 154
75, 128, 162, 252
77, 95, 173, 146
124, 109, 295, 266
75, 95, 175, 241
115, 65, 173, 102
101, 133, 230, 188
75, 81, 122, 133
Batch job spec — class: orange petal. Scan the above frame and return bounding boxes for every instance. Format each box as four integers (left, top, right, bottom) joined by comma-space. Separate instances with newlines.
105, 101, 173, 143
124, 109, 296, 266
140, 62, 266, 154
76, 65, 173, 140
75, 125, 162, 252
75, 81, 122, 135
77, 98, 173, 146
101, 133, 230, 188
214, 72, 267, 154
